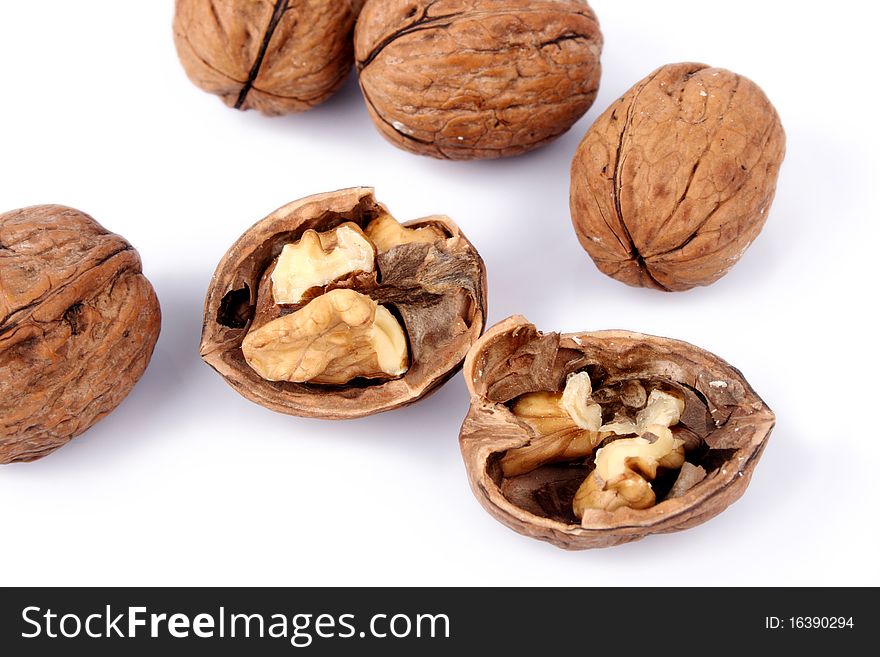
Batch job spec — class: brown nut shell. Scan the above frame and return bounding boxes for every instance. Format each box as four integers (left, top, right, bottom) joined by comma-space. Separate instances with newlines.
570, 62, 786, 291
460, 316, 774, 549
355, 0, 603, 160
0, 206, 161, 464
173, 0, 366, 116
200, 187, 487, 418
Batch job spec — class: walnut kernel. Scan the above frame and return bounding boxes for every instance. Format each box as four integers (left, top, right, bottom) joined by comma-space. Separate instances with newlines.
364, 213, 446, 252
271, 223, 375, 305
242, 288, 408, 384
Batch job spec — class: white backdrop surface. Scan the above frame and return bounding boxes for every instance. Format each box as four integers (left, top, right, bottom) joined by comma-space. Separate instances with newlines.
0, 1, 877, 586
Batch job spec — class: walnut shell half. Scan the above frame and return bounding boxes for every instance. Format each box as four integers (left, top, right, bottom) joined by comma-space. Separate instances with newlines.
0, 206, 161, 464
200, 187, 487, 418
174, 0, 366, 115
460, 316, 774, 549
570, 62, 786, 291
355, 0, 603, 159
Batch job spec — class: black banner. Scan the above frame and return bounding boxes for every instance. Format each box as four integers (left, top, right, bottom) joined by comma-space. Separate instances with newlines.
0, 588, 870, 654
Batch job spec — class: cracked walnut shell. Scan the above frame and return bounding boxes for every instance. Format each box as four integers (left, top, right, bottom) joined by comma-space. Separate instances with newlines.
355, 0, 603, 159
200, 187, 487, 418
570, 62, 786, 291
174, 0, 366, 115
459, 316, 774, 549
0, 206, 161, 464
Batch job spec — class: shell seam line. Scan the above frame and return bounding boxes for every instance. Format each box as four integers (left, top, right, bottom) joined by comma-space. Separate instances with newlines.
611, 68, 692, 291
357, 6, 597, 72
235, 0, 289, 109
0, 245, 134, 339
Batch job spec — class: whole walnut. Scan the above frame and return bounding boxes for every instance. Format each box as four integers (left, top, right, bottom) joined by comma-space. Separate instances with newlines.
0, 206, 161, 464
173, 0, 366, 115
570, 63, 786, 291
355, 0, 603, 160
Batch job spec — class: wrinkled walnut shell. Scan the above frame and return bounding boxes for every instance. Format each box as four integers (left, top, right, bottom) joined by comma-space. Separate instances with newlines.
355, 0, 603, 160
174, 0, 366, 115
200, 187, 487, 418
460, 316, 774, 549
0, 206, 161, 464
570, 62, 786, 291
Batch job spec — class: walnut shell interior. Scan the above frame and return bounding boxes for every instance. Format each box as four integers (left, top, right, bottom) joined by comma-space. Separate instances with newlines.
0, 206, 161, 464
460, 316, 774, 549
200, 187, 487, 418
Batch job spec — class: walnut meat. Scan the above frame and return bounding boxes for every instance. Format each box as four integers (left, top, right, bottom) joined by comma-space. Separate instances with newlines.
355, 0, 603, 160
173, 0, 366, 115
241, 289, 409, 384
200, 188, 487, 418
570, 63, 786, 291
459, 316, 774, 549
0, 206, 161, 464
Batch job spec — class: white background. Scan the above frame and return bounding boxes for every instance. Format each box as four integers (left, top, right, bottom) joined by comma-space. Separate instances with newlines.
1, 1, 877, 587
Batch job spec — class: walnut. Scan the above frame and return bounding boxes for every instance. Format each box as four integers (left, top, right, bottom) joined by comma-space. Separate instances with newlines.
459, 315, 774, 549
0, 206, 161, 464
242, 289, 409, 384
570, 62, 786, 291
560, 371, 602, 431
364, 214, 446, 251
354, 0, 603, 160
200, 187, 486, 419
500, 375, 604, 478
270, 223, 376, 305
572, 390, 686, 514
173, 0, 366, 116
